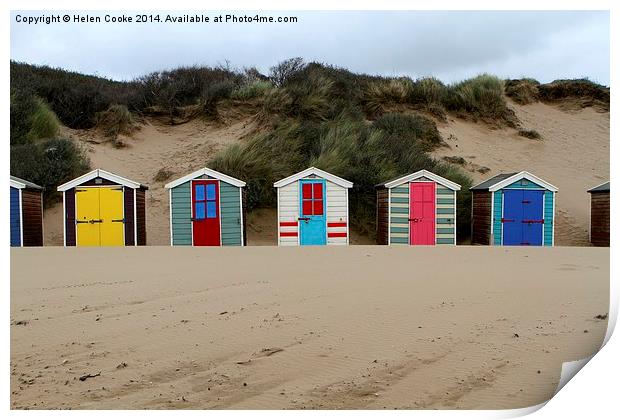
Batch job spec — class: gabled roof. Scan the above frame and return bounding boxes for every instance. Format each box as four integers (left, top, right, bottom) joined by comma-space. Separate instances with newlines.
273, 167, 353, 189
377, 170, 461, 191
470, 171, 558, 192
10, 175, 43, 190
57, 169, 148, 192
470, 173, 517, 191
588, 181, 610, 193
165, 167, 246, 189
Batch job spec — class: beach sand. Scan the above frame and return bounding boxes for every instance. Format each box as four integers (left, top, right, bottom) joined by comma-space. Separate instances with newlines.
10, 246, 608, 409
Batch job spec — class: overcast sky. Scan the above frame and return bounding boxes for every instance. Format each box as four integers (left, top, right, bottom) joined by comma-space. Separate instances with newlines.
10, 10, 610, 84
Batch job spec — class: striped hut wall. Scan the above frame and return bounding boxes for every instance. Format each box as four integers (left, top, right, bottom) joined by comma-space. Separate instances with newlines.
278, 180, 299, 246
326, 180, 348, 245
389, 185, 409, 245
435, 186, 456, 244
171, 181, 192, 245
219, 182, 242, 246
543, 191, 554, 246
492, 191, 503, 245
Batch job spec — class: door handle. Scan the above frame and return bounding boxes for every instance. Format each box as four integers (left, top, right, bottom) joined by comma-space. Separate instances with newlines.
501, 218, 515, 223
111, 219, 125, 223
298, 217, 310, 221
408, 218, 419, 222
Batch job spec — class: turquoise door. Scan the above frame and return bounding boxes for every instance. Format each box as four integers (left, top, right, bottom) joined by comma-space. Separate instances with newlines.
299, 180, 326, 245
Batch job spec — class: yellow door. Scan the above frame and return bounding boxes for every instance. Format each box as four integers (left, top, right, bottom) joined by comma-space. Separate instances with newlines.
99, 187, 125, 246
76, 188, 101, 246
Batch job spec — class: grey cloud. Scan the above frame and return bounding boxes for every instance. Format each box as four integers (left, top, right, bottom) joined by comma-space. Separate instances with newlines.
10, 10, 609, 85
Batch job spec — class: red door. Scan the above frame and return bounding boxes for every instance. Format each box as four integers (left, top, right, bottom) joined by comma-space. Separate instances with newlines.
192, 180, 220, 246
409, 182, 436, 245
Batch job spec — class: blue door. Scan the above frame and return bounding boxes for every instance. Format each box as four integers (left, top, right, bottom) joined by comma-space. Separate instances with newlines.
10, 187, 21, 247
522, 190, 544, 246
299, 180, 326, 245
502, 189, 544, 246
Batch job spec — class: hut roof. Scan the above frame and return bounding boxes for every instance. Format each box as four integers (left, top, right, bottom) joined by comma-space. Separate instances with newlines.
10, 175, 43, 190
57, 169, 148, 192
165, 167, 246, 189
470, 171, 558, 192
376, 169, 461, 190
273, 167, 353, 189
588, 181, 610, 193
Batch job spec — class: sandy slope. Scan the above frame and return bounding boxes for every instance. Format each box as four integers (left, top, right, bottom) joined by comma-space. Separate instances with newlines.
10, 246, 608, 409
432, 101, 609, 246
44, 115, 259, 246
42, 101, 609, 246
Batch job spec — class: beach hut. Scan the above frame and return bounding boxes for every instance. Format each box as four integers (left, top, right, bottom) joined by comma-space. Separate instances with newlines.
375, 170, 461, 245
10, 176, 44, 247
470, 171, 558, 246
57, 169, 148, 247
164, 168, 246, 246
274, 167, 353, 246
587, 181, 610, 247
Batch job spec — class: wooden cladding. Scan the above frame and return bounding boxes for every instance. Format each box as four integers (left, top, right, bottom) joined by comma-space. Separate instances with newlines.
471, 190, 491, 245
65, 189, 76, 246
590, 192, 609, 247
124, 187, 135, 246
376, 188, 389, 245
21, 189, 43, 246
136, 188, 147, 246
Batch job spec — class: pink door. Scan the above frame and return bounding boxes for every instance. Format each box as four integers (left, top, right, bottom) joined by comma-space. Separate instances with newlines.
409, 182, 436, 245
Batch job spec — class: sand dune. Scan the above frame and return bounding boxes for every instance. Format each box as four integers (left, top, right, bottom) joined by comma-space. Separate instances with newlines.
42, 100, 608, 246
433, 101, 609, 246
10, 246, 608, 409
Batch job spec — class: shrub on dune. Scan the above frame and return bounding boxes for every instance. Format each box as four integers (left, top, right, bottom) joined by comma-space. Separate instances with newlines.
504, 78, 540, 105
210, 113, 473, 238
96, 104, 135, 139
409, 77, 448, 117
230, 80, 272, 100
537, 78, 609, 109
363, 77, 414, 115
444, 74, 517, 126
10, 138, 90, 205
26, 97, 60, 142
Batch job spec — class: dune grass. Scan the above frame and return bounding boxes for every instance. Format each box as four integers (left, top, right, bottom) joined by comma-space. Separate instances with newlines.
96, 104, 135, 139
230, 80, 272, 100
26, 97, 60, 142
210, 113, 473, 238
10, 138, 90, 205
11, 59, 608, 234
